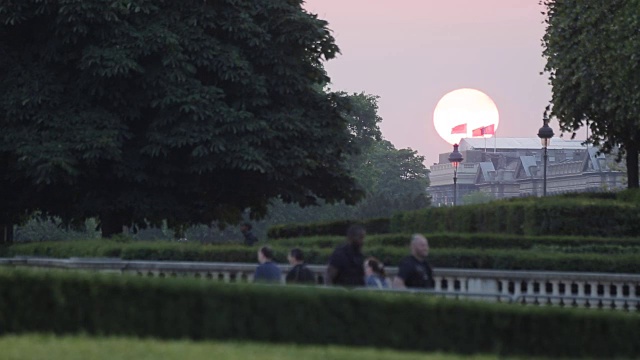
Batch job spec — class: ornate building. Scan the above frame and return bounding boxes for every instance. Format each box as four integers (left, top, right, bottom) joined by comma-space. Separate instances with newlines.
429, 138, 625, 206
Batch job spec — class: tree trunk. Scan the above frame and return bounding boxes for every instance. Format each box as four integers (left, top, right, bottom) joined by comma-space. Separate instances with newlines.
100, 212, 126, 238
0, 223, 14, 244
626, 141, 639, 188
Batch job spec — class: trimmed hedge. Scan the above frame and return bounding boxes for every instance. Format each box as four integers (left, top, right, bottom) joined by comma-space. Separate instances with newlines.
391, 197, 640, 236
1, 269, 639, 358
5, 240, 640, 272
273, 233, 640, 250
3, 241, 320, 264
267, 218, 390, 239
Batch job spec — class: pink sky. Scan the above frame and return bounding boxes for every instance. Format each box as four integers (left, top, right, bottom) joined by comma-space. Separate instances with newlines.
304, 0, 560, 165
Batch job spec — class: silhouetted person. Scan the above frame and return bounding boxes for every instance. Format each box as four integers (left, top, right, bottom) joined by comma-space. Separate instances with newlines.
393, 234, 435, 289
254, 246, 281, 283
241, 222, 258, 246
326, 224, 366, 286
285, 248, 315, 285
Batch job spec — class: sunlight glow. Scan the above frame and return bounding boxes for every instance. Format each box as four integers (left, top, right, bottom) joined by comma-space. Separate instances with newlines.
433, 88, 500, 145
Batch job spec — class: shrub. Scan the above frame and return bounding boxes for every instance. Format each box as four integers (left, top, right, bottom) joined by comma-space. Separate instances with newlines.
267, 218, 390, 239
391, 197, 640, 237
272, 233, 640, 250
5, 241, 640, 272
0, 269, 638, 358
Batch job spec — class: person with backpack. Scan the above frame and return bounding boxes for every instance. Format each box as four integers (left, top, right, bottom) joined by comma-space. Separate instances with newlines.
285, 248, 315, 285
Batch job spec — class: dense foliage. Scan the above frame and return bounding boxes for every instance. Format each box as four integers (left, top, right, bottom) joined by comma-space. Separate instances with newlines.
543, 0, 640, 187
0, 0, 361, 240
5, 239, 640, 273
0, 269, 638, 358
391, 196, 640, 237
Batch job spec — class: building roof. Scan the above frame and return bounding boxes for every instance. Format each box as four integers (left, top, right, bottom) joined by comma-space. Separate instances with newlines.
519, 156, 538, 177
478, 161, 495, 180
459, 137, 586, 151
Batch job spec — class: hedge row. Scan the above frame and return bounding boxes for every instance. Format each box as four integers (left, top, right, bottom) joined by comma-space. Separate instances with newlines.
267, 195, 640, 239
267, 218, 390, 239
391, 197, 640, 237
1, 269, 639, 358
5, 241, 640, 272
273, 233, 640, 250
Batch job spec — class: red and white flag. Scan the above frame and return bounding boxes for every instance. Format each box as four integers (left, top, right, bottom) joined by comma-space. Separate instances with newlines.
451, 123, 467, 134
472, 124, 495, 137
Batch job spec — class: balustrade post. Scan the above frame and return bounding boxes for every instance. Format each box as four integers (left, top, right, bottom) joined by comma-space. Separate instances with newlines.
434, 276, 442, 292
602, 282, 613, 310
445, 277, 455, 299
499, 280, 509, 303
575, 282, 586, 308
521, 280, 534, 306
459, 277, 468, 297
630, 284, 638, 312
613, 283, 625, 311
589, 282, 600, 309
550, 280, 560, 306
512, 280, 522, 305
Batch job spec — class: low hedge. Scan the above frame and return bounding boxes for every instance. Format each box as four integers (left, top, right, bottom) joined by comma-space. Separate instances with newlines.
267, 218, 390, 239
391, 197, 640, 237
1, 269, 639, 358
273, 233, 640, 250
5, 241, 640, 272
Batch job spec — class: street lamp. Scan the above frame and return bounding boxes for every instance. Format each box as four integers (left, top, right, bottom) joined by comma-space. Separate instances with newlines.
537, 117, 554, 196
448, 144, 464, 206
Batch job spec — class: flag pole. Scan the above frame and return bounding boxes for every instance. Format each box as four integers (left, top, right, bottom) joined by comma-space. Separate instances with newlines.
494, 128, 497, 153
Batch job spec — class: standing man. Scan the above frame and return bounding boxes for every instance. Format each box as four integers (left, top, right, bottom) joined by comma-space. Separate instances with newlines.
254, 246, 281, 283
393, 234, 435, 289
326, 224, 366, 287
241, 222, 258, 246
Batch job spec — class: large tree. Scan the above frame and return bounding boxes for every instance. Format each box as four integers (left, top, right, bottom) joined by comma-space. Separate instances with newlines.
542, 0, 640, 188
248, 92, 431, 234
0, 0, 363, 240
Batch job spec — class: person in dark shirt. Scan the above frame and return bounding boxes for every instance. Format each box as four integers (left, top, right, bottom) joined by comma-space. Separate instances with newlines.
241, 222, 258, 246
326, 224, 366, 287
393, 234, 435, 289
285, 248, 315, 285
254, 246, 281, 283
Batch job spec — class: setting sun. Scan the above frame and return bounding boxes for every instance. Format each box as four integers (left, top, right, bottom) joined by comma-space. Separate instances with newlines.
433, 88, 500, 145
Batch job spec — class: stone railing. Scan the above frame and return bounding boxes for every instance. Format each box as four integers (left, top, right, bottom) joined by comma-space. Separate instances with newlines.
2, 257, 638, 311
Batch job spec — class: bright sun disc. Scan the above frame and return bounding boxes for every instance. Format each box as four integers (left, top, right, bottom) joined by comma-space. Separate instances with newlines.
433, 88, 500, 145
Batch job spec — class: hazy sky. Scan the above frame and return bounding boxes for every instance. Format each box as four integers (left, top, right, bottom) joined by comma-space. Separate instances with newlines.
304, 0, 557, 165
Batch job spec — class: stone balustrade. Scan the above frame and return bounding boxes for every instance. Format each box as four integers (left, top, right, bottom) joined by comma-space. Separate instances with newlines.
2, 257, 638, 311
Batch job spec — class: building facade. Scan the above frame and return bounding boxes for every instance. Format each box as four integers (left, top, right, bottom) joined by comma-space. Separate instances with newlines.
428, 138, 626, 206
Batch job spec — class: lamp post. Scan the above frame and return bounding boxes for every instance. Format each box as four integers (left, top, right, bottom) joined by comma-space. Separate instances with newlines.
448, 144, 464, 206
537, 118, 554, 197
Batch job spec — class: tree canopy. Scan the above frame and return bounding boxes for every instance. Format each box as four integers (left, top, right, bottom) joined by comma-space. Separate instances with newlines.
542, 0, 640, 188
0, 0, 363, 239
242, 92, 431, 236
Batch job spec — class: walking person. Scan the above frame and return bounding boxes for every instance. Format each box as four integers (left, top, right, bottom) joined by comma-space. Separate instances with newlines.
285, 248, 316, 285
326, 224, 366, 287
241, 222, 258, 246
254, 246, 281, 283
393, 234, 435, 289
